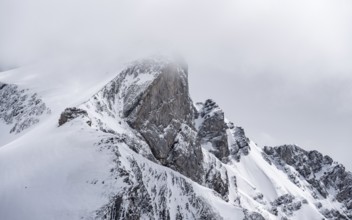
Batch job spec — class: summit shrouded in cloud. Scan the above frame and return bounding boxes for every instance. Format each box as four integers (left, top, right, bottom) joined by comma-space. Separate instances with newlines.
1, 0, 351, 170
1, 1, 352, 219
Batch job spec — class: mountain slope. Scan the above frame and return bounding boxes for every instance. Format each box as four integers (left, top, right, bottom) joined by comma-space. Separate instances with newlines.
0, 57, 351, 220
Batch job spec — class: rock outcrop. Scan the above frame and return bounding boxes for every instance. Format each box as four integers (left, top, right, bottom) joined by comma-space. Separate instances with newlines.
196, 99, 229, 161
123, 60, 203, 182
58, 107, 90, 126
0, 82, 50, 133
96, 136, 221, 220
264, 145, 352, 218
227, 123, 251, 161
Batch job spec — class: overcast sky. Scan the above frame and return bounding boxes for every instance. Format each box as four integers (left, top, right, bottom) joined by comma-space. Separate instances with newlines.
1, 0, 351, 170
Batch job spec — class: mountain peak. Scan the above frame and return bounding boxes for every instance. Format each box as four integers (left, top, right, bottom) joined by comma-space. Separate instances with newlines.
58, 57, 204, 182
122, 56, 203, 182
1, 57, 352, 220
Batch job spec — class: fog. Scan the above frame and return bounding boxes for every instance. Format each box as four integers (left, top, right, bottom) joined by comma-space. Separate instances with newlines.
1, 0, 351, 170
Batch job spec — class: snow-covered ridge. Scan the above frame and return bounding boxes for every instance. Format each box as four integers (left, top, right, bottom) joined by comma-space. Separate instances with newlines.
264, 145, 352, 219
58, 57, 351, 219
0, 57, 351, 220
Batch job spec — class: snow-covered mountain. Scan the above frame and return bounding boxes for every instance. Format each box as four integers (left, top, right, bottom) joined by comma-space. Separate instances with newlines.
0, 57, 351, 220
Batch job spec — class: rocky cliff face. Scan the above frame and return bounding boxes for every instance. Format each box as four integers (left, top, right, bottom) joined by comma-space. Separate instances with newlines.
124, 60, 203, 182
195, 99, 229, 162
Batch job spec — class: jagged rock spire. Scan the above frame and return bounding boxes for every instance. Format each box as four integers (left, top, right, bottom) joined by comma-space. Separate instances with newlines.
195, 99, 230, 161
123, 58, 203, 182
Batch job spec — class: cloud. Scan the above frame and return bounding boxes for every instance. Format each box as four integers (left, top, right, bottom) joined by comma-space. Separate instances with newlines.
1, 0, 352, 72
1, 0, 352, 169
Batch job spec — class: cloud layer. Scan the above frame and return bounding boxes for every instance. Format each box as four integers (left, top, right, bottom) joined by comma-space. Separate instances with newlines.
1, 0, 352, 169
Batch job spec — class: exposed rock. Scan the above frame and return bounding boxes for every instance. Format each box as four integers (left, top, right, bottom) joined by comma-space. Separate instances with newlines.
315, 202, 323, 209
163, 124, 204, 182
321, 208, 349, 220
75, 58, 203, 183
228, 125, 251, 160
0, 82, 50, 133
307, 178, 328, 198
125, 61, 192, 158
271, 194, 295, 207
203, 152, 230, 200
58, 107, 90, 126
121, 59, 203, 182
270, 194, 303, 217
232, 126, 250, 150
264, 144, 352, 218
244, 211, 265, 220
96, 136, 221, 220
196, 99, 229, 161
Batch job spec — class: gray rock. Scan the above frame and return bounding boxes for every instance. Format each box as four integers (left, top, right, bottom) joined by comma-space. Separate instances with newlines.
80, 57, 203, 183
196, 99, 230, 161
263, 144, 352, 217
271, 194, 295, 207
321, 208, 349, 220
243, 210, 265, 220
203, 154, 230, 200
96, 137, 221, 220
126, 61, 192, 159
122, 59, 203, 182
58, 107, 90, 126
0, 82, 50, 133
226, 123, 251, 161
270, 194, 303, 217
164, 124, 204, 182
